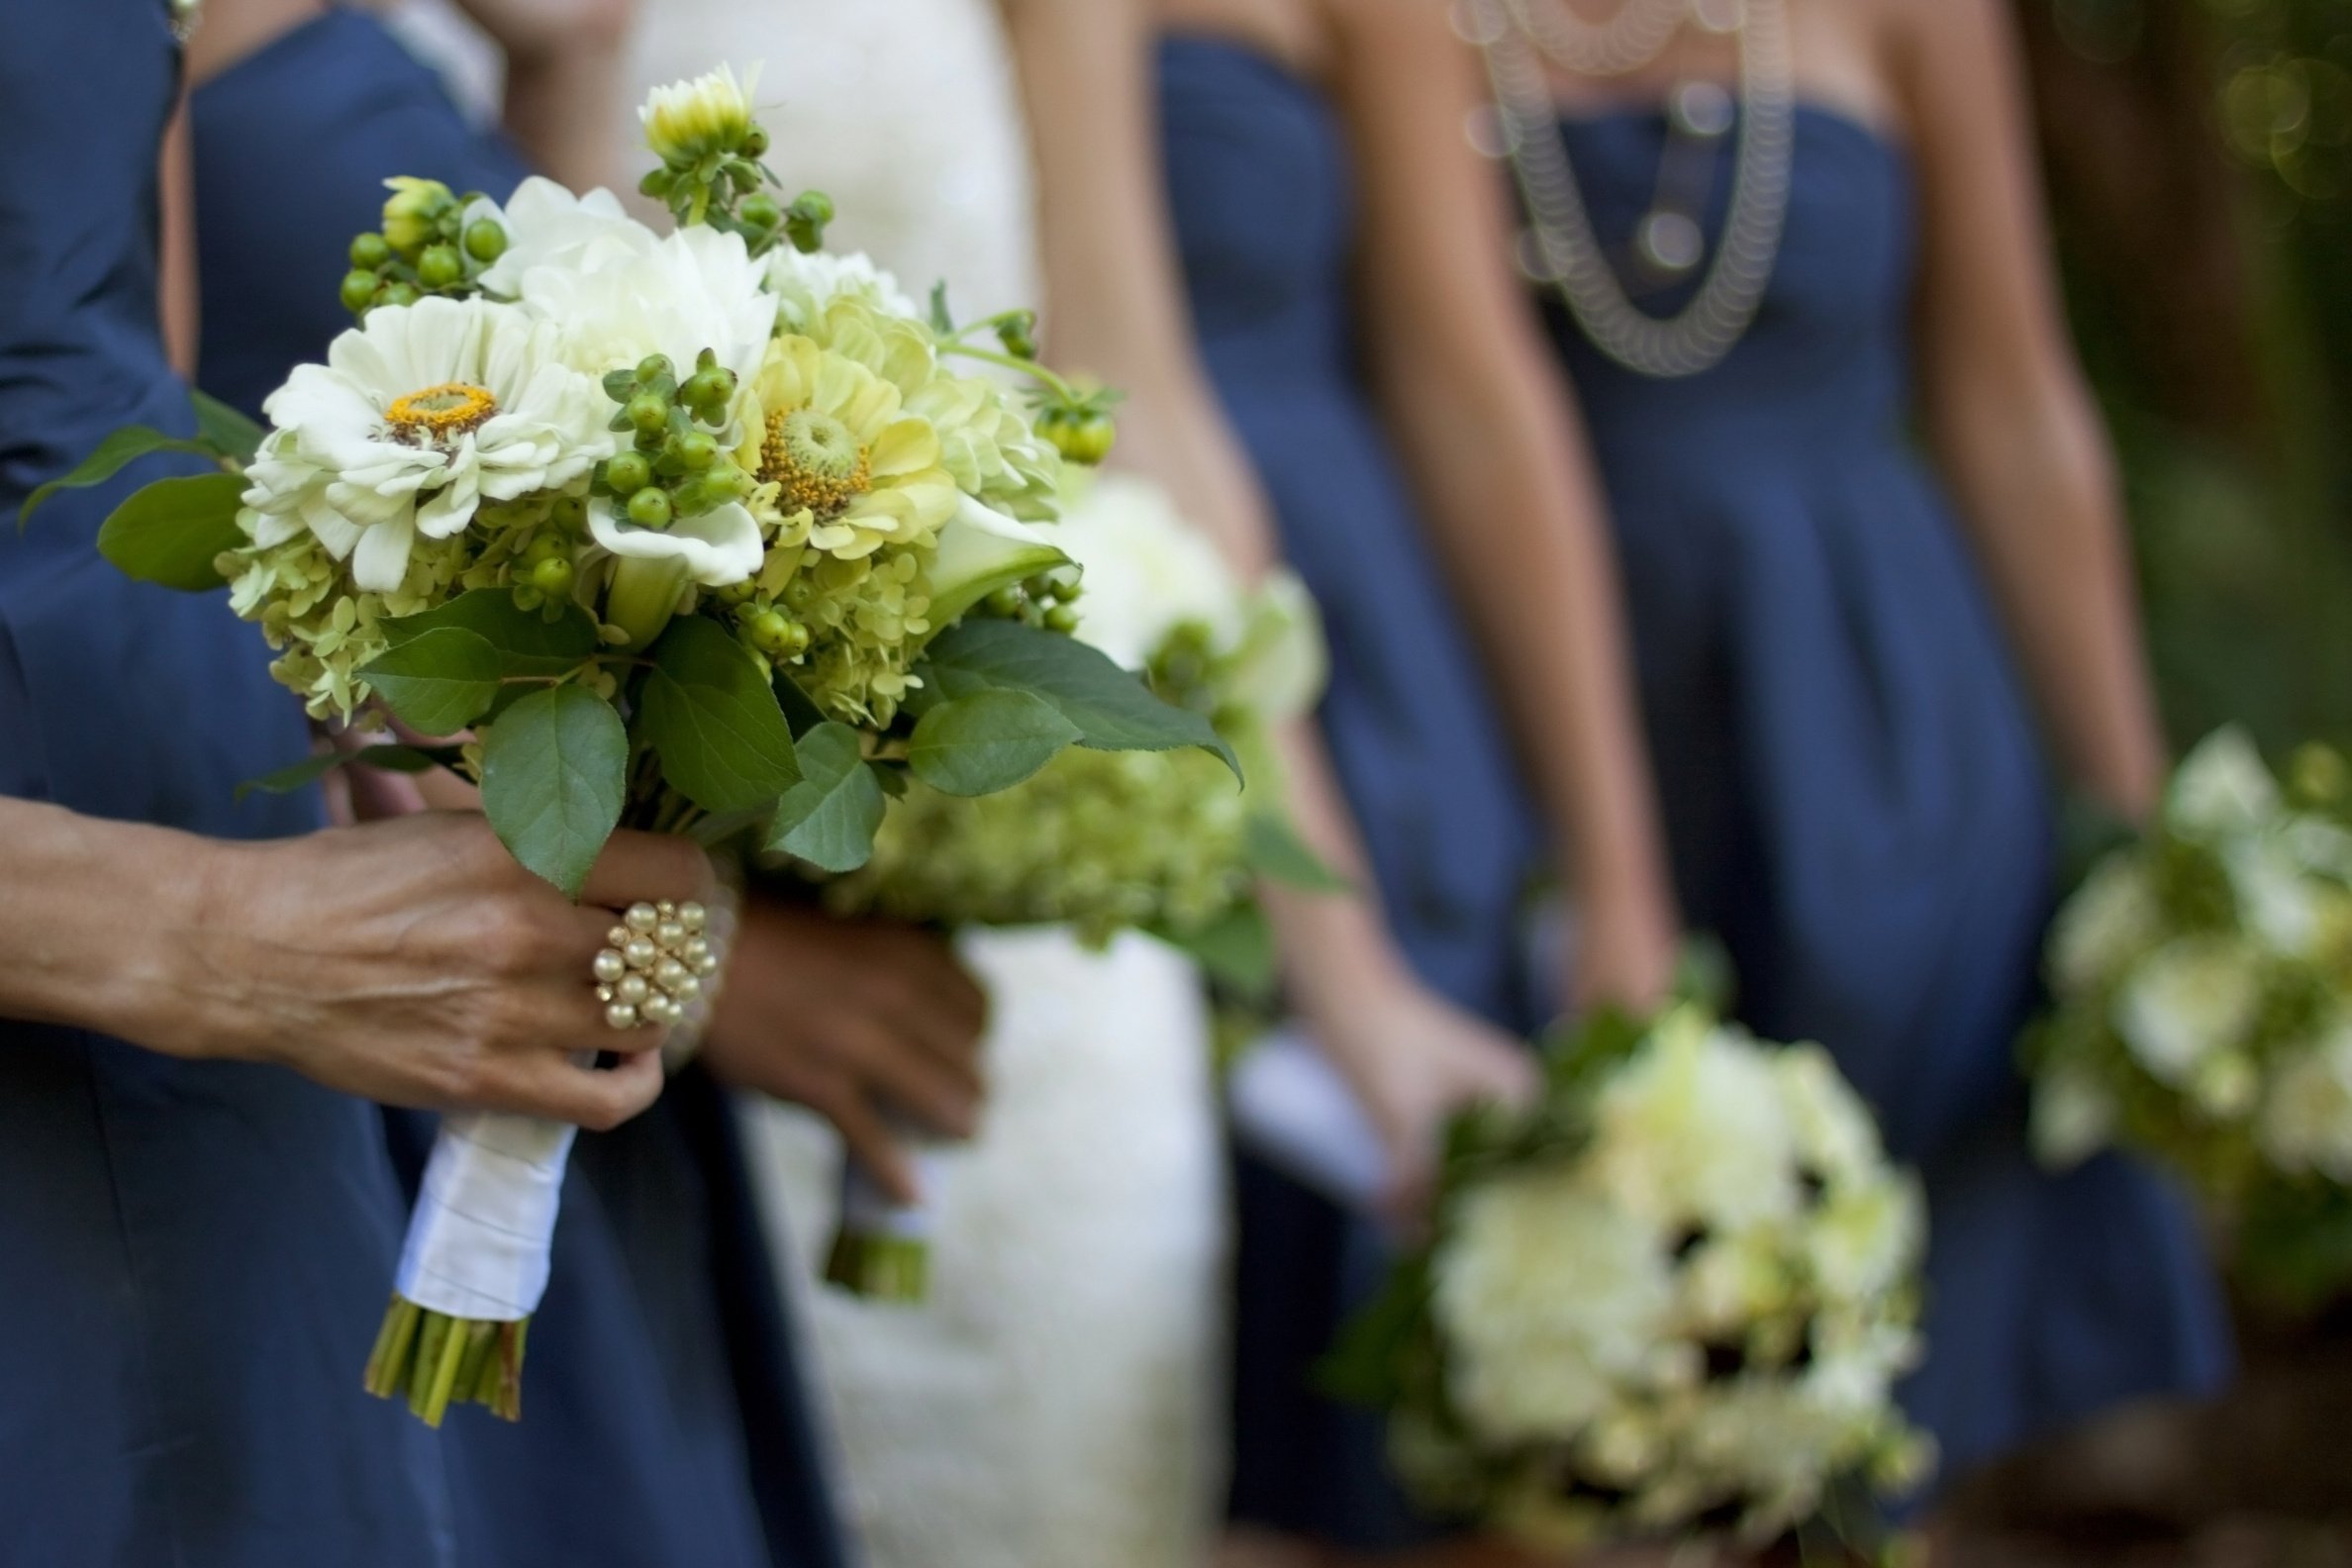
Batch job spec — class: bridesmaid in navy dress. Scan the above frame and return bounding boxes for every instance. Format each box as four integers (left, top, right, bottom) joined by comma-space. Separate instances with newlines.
0, 2, 695, 1561
188, 7, 853, 1565
1505, 0, 2229, 1494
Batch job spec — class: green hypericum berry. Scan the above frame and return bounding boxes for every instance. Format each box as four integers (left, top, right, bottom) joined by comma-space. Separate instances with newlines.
416, 245, 463, 289
627, 392, 670, 437
637, 354, 676, 386
462, 220, 508, 263
348, 232, 392, 270
986, 587, 1025, 619
549, 495, 588, 532
714, 579, 759, 607
377, 280, 422, 308
782, 577, 819, 613
341, 269, 381, 315
743, 127, 770, 158
627, 487, 675, 529
995, 312, 1038, 360
605, 450, 653, 495
738, 192, 782, 232
529, 554, 575, 596
1043, 604, 1081, 635
674, 431, 720, 471
748, 609, 796, 656
1038, 406, 1117, 465
680, 369, 732, 418
702, 456, 747, 497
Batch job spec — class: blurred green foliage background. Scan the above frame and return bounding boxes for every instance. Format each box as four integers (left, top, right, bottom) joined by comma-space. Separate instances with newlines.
2020, 0, 2351, 750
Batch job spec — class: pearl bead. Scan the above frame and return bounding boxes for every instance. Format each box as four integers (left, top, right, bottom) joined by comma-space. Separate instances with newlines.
683, 936, 712, 963
605, 1002, 639, 1030
617, 974, 651, 1006
595, 984, 616, 1004
678, 901, 708, 932
694, 952, 722, 977
654, 921, 687, 949
623, 936, 658, 969
593, 949, 628, 984
655, 900, 678, 920
640, 994, 679, 1027
654, 957, 691, 991
607, 926, 632, 948
625, 903, 659, 933
666, 973, 702, 1003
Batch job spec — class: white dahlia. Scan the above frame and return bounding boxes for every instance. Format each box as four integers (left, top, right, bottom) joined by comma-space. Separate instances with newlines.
2111, 933, 2263, 1087
469, 177, 658, 300
1589, 1009, 1801, 1231
245, 296, 609, 592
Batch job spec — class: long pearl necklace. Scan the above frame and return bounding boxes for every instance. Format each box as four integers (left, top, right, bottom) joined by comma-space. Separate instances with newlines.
1464, 0, 1796, 380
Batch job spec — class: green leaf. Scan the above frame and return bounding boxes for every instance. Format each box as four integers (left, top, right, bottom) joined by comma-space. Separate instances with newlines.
91, 472, 247, 591
915, 619, 1241, 781
1153, 901, 1278, 998
479, 686, 631, 897
907, 688, 1081, 797
928, 280, 955, 337
1316, 1256, 1432, 1409
637, 614, 802, 813
772, 668, 829, 737
18, 427, 218, 526
356, 627, 505, 735
190, 389, 264, 462
1243, 813, 1351, 894
235, 742, 460, 801
766, 723, 889, 872
379, 588, 598, 676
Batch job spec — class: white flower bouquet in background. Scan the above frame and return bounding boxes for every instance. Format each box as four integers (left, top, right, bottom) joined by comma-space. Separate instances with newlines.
29, 64, 1230, 1424
1324, 1004, 1931, 1552
789, 471, 1333, 1297
2027, 728, 2352, 1300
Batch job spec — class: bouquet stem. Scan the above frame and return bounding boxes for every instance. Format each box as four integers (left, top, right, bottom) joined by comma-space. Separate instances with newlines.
824, 1139, 944, 1304
363, 1296, 530, 1426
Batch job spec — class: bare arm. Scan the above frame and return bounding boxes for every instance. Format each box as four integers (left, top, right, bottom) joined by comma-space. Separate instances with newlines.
1900, 0, 2166, 819
1334, 0, 1677, 1009
1003, 0, 1536, 1183
159, 95, 201, 377
447, 0, 636, 192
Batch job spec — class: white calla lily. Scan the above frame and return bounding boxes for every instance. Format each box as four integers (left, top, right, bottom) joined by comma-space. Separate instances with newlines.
926, 493, 1070, 629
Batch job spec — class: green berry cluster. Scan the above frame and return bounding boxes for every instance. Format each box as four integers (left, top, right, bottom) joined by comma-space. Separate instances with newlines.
640, 128, 833, 259
495, 494, 588, 615
594, 350, 752, 532
982, 571, 1085, 636
714, 566, 813, 666
341, 178, 506, 319
1030, 386, 1122, 467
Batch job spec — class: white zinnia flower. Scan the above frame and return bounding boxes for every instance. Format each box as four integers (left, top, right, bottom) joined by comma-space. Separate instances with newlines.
2110, 933, 2262, 1086
245, 296, 609, 592
470, 177, 658, 300
2050, 853, 2161, 995
2256, 1019, 2352, 1181
640, 61, 761, 164
1434, 1170, 1673, 1442
521, 225, 776, 399
766, 247, 922, 332
2167, 727, 2282, 841
1590, 1008, 1801, 1231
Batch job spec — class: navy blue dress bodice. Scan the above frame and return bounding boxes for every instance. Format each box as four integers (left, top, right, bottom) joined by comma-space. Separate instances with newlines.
191, 15, 850, 1567
0, 5, 464, 1564
1159, 37, 1547, 1549
1536, 103, 2228, 1485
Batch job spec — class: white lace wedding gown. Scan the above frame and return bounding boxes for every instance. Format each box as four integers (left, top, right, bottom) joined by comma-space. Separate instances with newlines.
623, 10, 1229, 1567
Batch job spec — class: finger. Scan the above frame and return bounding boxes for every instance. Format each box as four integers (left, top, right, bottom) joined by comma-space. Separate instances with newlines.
879, 989, 988, 1097
513, 983, 673, 1058
897, 931, 991, 1034
849, 1016, 981, 1138
579, 830, 720, 913
493, 1048, 666, 1131
826, 1087, 919, 1205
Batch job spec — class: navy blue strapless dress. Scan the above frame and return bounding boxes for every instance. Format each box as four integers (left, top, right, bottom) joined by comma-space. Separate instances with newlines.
191, 16, 850, 1567
1534, 107, 2229, 1479
0, 5, 470, 1564
1159, 38, 1548, 1549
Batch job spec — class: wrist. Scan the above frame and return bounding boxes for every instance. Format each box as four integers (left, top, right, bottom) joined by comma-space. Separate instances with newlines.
106, 832, 251, 1062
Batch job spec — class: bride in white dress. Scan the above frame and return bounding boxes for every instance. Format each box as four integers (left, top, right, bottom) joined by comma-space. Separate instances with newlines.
621, 8, 1227, 1566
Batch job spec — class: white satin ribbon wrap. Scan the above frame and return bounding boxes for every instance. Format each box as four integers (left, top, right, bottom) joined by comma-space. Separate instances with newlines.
395, 1111, 577, 1321
837, 1142, 949, 1242
1225, 1027, 1391, 1213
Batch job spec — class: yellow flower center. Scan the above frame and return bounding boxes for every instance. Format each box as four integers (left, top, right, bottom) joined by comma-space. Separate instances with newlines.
386, 382, 498, 442
761, 408, 871, 520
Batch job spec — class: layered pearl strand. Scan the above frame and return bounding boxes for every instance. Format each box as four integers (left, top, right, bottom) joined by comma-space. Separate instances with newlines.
593, 899, 722, 1031
1463, 0, 1797, 380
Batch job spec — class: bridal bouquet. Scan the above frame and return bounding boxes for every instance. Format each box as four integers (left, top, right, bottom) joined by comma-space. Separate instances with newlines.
794, 472, 1332, 1296
1326, 1006, 1931, 1550
30, 64, 1229, 1424
2027, 728, 2352, 1297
